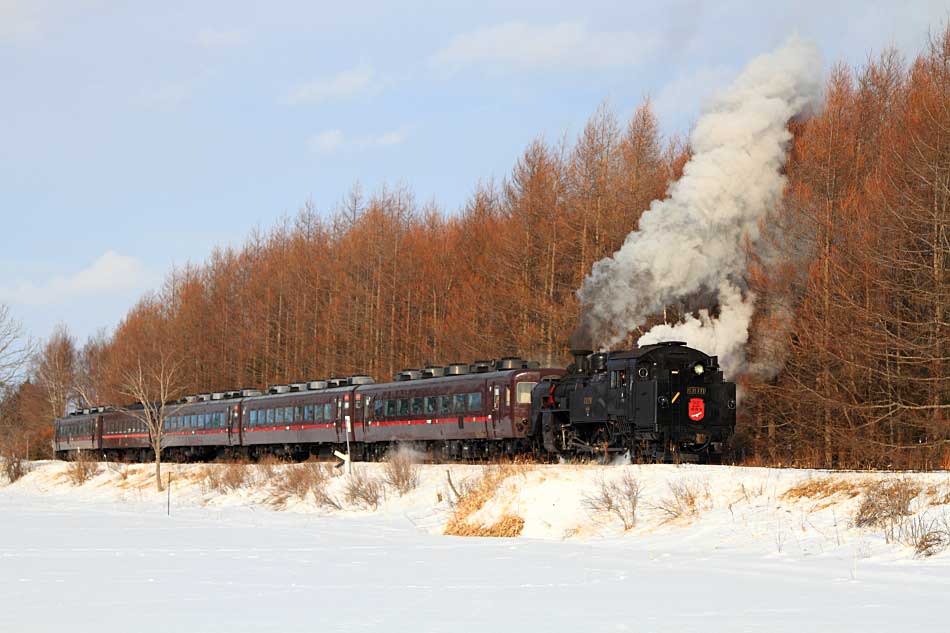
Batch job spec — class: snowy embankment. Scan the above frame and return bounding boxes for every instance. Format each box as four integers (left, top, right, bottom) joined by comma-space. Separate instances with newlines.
4, 459, 950, 552
3, 460, 950, 632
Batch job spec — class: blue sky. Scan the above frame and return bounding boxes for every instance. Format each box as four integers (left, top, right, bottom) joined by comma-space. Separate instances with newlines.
2, 0, 947, 345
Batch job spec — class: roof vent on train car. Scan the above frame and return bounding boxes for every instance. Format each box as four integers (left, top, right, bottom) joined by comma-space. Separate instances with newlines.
183, 395, 198, 403
445, 363, 469, 375
422, 366, 445, 378
471, 360, 492, 373
327, 378, 348, 388
290, 382, 308, 392
348, 375, 375, 385
211, 393, 225, 401
400, 369, 423, 381
307, 380, 328, 390
240, 389, 263, 397
495, 357, 524, 370
197, 393, 211, 402
82, 408, 90, 414
525, 360, 541, 369
269, 385, 291, 394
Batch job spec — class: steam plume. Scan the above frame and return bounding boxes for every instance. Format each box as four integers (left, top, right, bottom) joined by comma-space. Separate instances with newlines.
573, 37, 821, 376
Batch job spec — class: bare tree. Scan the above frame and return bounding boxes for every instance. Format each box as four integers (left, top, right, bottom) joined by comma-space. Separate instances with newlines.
0, 304, 31, 392
33, 324, 77, 420
118, 352, 185, 491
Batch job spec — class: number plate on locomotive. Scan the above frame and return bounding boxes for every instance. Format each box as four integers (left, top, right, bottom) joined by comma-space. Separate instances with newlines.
686, 386, 706, 395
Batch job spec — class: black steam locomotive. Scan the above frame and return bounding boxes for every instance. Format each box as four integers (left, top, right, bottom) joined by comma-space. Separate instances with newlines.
532, 342, 736, 462
54, 342, 735, 463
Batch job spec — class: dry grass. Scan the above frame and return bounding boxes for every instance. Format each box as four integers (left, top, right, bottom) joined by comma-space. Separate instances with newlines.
270, 461, 341, 510
201, 463, 249, 493
583, 471, 641, 530
925, 482, 950, 506
2, 455, 27, 484
444, 464, 528, 537
343, 467, 384, 510
781, 477, 864, 502
853, 478, 921, 530
67, 453, 100, 486
655, 480, 707, 522
255, 454, 286, 482
383, 447, 421, 495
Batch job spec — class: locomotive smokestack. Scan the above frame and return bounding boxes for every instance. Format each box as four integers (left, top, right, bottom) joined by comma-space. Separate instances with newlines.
570, 349, 592, 374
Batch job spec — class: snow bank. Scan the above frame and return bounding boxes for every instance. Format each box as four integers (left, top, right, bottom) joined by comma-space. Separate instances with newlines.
4, 459, 950, 558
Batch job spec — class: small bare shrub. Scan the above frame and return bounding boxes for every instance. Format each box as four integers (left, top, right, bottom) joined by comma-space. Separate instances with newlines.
655, 480, 704, 522
67, 452, 100, 486
343, 468, 384, 510
2, 455, 27, 483
853, 478, 921, 531
583, 472, 641, 530
275, 462, 334, 501
383, 447, 421, 495
202, 463, 248, 493
899, 515, 950, 558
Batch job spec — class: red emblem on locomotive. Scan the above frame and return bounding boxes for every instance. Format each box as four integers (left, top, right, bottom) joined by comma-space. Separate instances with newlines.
688, 398, 705, 421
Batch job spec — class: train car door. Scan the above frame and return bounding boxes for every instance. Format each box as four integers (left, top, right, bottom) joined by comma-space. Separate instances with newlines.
230, 403, 242, 447
488, 381, 503, 439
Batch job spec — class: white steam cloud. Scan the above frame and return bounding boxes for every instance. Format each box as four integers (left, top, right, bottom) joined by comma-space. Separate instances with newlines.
574, 36, 822, 377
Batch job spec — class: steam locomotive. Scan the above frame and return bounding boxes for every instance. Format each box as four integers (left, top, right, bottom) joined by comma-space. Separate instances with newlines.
534, 342, 736, 462
53, 342, 735, 463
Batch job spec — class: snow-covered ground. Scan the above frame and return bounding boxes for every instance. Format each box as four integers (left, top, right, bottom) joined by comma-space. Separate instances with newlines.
2, 460, 950, 632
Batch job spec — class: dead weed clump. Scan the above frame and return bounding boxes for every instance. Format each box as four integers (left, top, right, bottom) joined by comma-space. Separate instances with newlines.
2, 455, 27, 484
782, 477, 864, 502
383, 447, 421, 495
202, 463, 249, 493
444, 464, 528, 537
67, 453, 100, 486
343, 467, 385, 510
655, 479, 707, 522
899, 515, 950, 558
583, 471, 641, 530
271, 461, 341, 510
255, 454, 285, 482
853, 478, 921, 530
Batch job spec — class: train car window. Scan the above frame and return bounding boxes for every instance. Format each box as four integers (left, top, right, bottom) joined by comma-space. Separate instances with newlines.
453, 394, 466, 413
411, 397, 423, 415
425, 397, 437, 414
363, 397, 372, 418
439, 395, 452, 414
516, 382, 536, 404
314, 404, 324, 422
284, 407, 294, 423
397, 399, 409, 416
267, 408, 275, 425
324, 403, 334, 420
294, 406, 303, 422
468, 392, 482, 412
249, 410, 258, 426
385, 399, 395, 416
276, 408, 285, 424
373, 399, 384, 418
505, 387, 510, 407
304, 405, 314, 422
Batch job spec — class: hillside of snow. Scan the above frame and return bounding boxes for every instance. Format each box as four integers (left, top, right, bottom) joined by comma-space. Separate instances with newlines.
3, 460, 950, 632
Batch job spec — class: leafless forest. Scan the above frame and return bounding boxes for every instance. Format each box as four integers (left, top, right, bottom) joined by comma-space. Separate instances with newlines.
1, 27, 947, 469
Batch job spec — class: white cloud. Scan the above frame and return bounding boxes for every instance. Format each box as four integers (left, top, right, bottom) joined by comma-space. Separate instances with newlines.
307, 127, 409, 154
195, 27, 250, 49
430, 20, 658, 72
308, 129, 345, 153
0, 251, 152, 306
283, 64, 377, 105
0, 0, 46, 42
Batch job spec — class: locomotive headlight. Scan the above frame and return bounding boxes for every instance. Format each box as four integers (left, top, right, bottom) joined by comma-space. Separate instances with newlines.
693, 362, 705, 376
